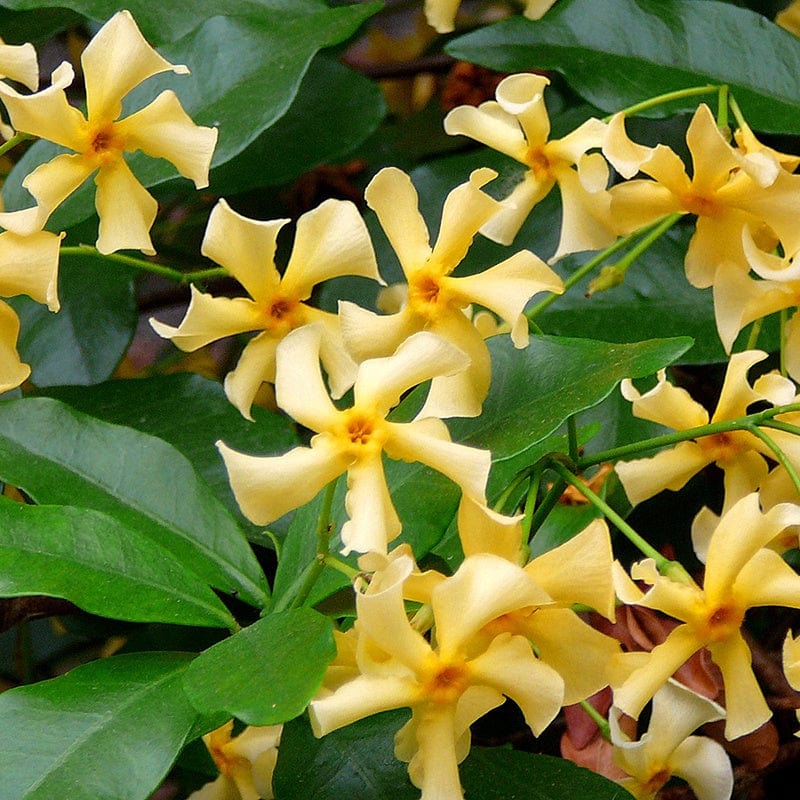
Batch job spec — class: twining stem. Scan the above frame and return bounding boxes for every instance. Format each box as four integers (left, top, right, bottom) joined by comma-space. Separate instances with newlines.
579, 699, 611, 741
60, 244, 228, 284
746, 424, 800, 499
567, 415, 580, 462
492, 468, 532, 514
323, 555, 360, 580
548, 459, 673, 572
604, 84, 718, 122
745, 317, 765, 351
716, 84, 729, 130
0, 131, 33, 158
521, 467, 543, 542
729, 94, 748, 131
577, 402, 800, 469
526, 475, 567, 539
781, 309, 789, 378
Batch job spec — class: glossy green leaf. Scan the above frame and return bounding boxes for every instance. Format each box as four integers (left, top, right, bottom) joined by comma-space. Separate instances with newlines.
8, 250, 137, 387
0, 652, 201, 800
183, 608, 335, 725
449, 334, 693, 460
0, 397, 269, 607
275, 711, 633, 800
2, 2, 381, 231
447, 0, 800, 133
210, 53, 387, 195
0, 6, 80, 42
0, 498, 235, 629
41, 372, 299, 531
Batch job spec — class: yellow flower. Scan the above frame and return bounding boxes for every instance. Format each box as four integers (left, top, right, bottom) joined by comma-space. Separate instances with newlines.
218, 325, 491, 555
614, 350, 793, 511
189, 720, 281, 800
339, 166, 563, 418
443, 73, 613, 258
0, 10, 217, 254
777, 0, 800, 37
151, 197, 381, 419
610, 680, 732, 800
0, 227, 62, 392
612, 492, 800, 739
310, 552, 563, 800
424, 0, 557, 33
0, 36, 38, 139
782, 632, 800, 735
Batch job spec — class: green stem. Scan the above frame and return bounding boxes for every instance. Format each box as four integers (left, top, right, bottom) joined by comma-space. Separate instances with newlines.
607, 213, 682, 279
323, 555, 360, 580
567, 415, 579, 462
549, 459, 671, 570
288, 479, 339, 610
521, 468, 542, 542
745, 317, 764, 351
0, 131, 33, 158
60, 244, 228, 284
716, 84, 729, 130
746, 424, 800, 499
781, 309, 789, 378
578, 402, 800, 469
729, 94, 748, 131
526, 475, 566, 539
492, 467, 533, 514
760, 419, 800, 438
579, 699, 611, 742
603, 84, 718, 122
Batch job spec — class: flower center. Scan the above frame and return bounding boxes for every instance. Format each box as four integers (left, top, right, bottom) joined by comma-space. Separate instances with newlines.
422, 659, 470, 705
698, 431, 747, 464
208, 739, 246, 778
681, 191, 720, 218
261, 295, 303, 336
407, 268, 456, 322
642, 767, 671, 795
694, 598, 745, 642
338, 409, 386, 457
526, 146, 554, 181
86, 122, 126, 166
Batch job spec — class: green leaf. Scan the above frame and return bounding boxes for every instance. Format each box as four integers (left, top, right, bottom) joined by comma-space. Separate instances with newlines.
0, 652, 202, 800
0, 6, 81, 42
0, 397, 269, 608
449, 334, 693, 460
209, 52, 387, 195
446, 0, 800, 133
275, 711, 633, 800
2, 2, 381, 231
183, 608, 335, 725
41, 372, 299, 534
0, 498, 236, 629
7, 250, 137, 387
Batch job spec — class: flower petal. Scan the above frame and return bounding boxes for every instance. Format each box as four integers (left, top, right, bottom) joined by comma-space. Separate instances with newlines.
94, 158, 158, 254
114, 90, 217, 188
494, 73, 551, 149
457, 494, 523, 562
603, 113, 655, 179
444, 100, 529, 162
302, 305, 357, 400
282, 199, 381, 299
82, 10, 188, 122
338, 300, 421, 364
423, 0, 461, 33
711, 350, 768, 422
0, 300, 29, 393
0, 229, 62, 311
669, 735, 733, 800
0, 39, 38, 90
224, 332, 279, 421
480, 171, 553, 245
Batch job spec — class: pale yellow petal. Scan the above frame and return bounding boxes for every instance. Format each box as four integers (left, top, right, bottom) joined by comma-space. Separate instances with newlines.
354, 329, 470, 415
0, 300, 29, 393
684, 211, 751, 289
223, 332, 278, 421
448, 250, 563, 348
338, 300, 422, 363
734, 547, 800, 610
365, 167, 431, 277
423, 0, 460, 33
550, 118, 608, 166
685, 104, 741, 196
407, 705, 464, 800
0, 229, 62, 311
711, 350, 768, 422
114, 90, 217, 187
620, 370, 707, 435
341, 456, 401, 555
720, 452, 769, 515
302, 306, 357, 400
274, 324, 341, 432
82, 10, 189, 122
608, 179, 682, 236
457, 494, 523, 561
468, 632, 563, 735
480, 171, 552, 245
603, 113, 655, 179
785, 314, 800, 384
0, 62, 84, 149
494, 72, 551, 150
201, 199, 285, 304
637, 144, 692, 198
282, 198, 381, 299
385, 417, 490, 502
431, 168, 500, 270
524, 0, 558, 18
94, 158, 158, 254
149, 286, 263, 351
217, 436, 350, 526
742, 223, 800, 281
691, 506, 720, 564
783, 632, 800, 690
443, 100, 529, 163
0, 205, 46, 238
669, 736, 733, 800
708, 633, 771, 739
186, 775, 237, 800
632, 559, 702, 621
0, 40, 38, 90
21, 152, 96, 227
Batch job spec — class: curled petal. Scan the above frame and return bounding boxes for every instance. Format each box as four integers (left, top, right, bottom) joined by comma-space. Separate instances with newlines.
457, 494, 523, 562
0, 39, 38, 90
201, 199, 285, 303
217, 437, 351, 526
0, 229, 62, 311
302, 306, 357, 400
448, 250, 563, 348
0, 300, 30, 393
603, 113, 655, 179
224, 332, 278, 421
551, 118, 608, 166
406, 705, 464, 800
115, 90, 217, 188
94, 158, 158, 254
783, 632, 800, 691
341, 456, 401, 555
82, 10, 188, 121
494, 72, 551, 149
282, 199, 381, 299
712, 350, 768, 422
669, 735, 733, 800
365, 168, 431, 277
480, 172, 553, 245
149, 286, 263, 351
444, 100, 529, 162
685, 105, 742, 196
385, 417, 490, 503
734, 548, 800, 610
743, 224, 800, 281
338, 300, 421, 364
608, 179, 682, 236
423, 0, 461, 33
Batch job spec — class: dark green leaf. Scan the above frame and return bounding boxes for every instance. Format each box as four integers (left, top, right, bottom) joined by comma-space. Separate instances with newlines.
0, 397, 269, 607
8, 250, 137, 387
183, 608, 335, 725
0, 6, 81, 42
449, 334, 693, 460
0, 652, 201, 800
447, 0, 800, 133
0, 498, 235, 628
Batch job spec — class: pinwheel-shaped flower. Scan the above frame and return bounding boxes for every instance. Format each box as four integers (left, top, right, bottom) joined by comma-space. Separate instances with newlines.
0, 10, 217, 254
443, 73, 613, 258
613, 492, 800, 739
189, 720, 282, 800
424, 0, 557, 34
310, 553, 564, 800
340, 166, 563, 418
152, 197, 381, 419
609, 680, 732, 800
0, 227, 62, 392
218, 325, 491, 555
